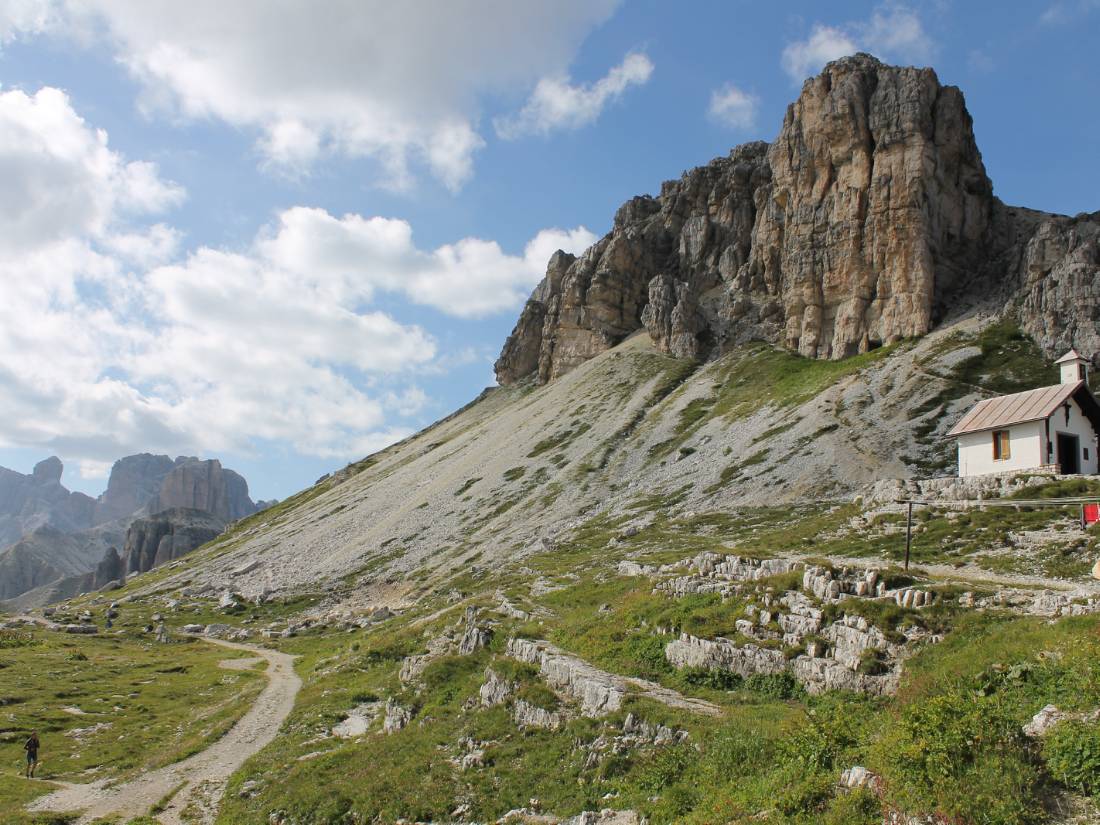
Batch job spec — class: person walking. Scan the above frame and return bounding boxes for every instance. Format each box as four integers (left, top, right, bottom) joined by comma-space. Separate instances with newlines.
23, 731, 39, 778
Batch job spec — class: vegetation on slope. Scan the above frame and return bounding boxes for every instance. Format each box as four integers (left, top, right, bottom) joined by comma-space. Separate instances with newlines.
0, 623, 263, 825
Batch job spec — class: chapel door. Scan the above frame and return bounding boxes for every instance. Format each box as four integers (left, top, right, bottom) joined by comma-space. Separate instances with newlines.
1057, 432, 1081, 474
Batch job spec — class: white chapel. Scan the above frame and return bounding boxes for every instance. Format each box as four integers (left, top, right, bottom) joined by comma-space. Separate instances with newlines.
948, 350, 1100, 478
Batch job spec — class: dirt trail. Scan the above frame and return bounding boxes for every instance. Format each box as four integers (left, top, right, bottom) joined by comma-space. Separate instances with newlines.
29, 638, 300, 825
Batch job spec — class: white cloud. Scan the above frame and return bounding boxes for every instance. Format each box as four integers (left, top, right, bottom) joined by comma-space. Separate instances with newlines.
707, 84, 759, 130
0, 83, 595, 466
259, 206, 596, 319
0, 86, 182, 252
3, 0, 621, 190
1041, 1, 1100, 24
862, 4, 933, 58
781, 3, 933, 83
782, 26, 858, 84
495, 52, 653, 139
0, 0, 60, 44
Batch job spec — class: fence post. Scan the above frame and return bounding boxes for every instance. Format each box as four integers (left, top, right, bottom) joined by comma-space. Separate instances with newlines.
904, 501, 913, 571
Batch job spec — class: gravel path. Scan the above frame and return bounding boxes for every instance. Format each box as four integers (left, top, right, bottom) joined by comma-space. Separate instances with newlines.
29, 638, 300, 825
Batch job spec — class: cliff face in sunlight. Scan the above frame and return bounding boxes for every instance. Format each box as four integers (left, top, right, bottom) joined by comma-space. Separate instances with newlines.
496, 53, 1100, 385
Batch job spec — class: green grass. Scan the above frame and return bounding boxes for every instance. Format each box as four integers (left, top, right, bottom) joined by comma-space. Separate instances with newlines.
0, 627, 262, 822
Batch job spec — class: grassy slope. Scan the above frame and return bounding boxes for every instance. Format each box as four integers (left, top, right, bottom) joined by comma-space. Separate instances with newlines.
203, 496, 1100, 825
0, 624, 263, 824
12, 321, 1100, 824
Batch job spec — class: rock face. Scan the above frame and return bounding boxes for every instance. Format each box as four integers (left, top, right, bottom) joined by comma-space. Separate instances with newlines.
152, 458, 256, 523
0, 527, 92, 600
85, 546, 124, 591
496, 53, 1100, 384
0, 452, 258, 607
0, 458, 96, 547
93, 453, 176, 525
121, 508, 225, 576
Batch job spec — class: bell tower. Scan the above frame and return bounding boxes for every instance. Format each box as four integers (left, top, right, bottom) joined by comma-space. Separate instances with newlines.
1056, 349, 1089, 385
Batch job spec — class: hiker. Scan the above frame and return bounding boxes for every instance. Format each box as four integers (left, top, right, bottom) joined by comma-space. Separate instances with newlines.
23, 731, 39, 778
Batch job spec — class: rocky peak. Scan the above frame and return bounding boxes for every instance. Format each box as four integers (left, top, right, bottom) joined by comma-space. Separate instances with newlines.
32, 456, 63, 485
152, 458, 257, 523
94, 453, 176, 525
495, 53, 1099, 385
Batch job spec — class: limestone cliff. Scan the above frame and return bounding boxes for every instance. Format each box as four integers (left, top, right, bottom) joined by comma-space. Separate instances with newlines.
121, 507, 224, 576
496, 54, 1100, 384
0, 458, 96, 547
93, 453, 176, 525
151, 458, 256, 523
0, 453, 258, 606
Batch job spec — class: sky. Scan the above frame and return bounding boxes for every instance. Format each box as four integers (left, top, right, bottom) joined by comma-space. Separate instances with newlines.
0, 0, 1097, 502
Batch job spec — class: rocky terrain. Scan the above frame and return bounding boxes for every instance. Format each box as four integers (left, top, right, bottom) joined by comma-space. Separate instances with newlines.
496, 53, 1100, 385
0, 454, 262, 607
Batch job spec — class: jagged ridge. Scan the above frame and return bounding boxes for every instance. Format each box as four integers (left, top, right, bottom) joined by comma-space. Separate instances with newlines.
496, 53, 1100, 385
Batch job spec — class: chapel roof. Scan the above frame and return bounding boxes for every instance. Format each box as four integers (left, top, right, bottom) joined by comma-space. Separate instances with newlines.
946, 381, 1100, 437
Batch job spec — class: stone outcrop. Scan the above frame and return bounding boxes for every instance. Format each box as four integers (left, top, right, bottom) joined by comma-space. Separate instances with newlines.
512, 699, 563, 730
383, 699, 412, 734
120, 508, 225, 576
496, 53, 1100, 385
507, 638, 626, 716
664, 630, 900, 697
479, 668, 515, 707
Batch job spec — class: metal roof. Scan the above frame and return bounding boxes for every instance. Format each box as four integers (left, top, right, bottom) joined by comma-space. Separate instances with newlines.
947, 382, 1083, 436
1055, 349, 1086, 364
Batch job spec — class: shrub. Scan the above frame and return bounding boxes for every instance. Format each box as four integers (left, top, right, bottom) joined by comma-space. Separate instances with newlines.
637, 742, 694, 792
744, 671, 804, 700
622, 634, 672, 680
682, 666, 742, 691
778, 705, 861, 773
857, 648, 889, 676
1044, 720, 1100, 794
875, 689, 1042, 824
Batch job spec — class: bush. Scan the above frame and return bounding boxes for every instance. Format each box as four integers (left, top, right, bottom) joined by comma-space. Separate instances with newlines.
857, 649, 889, 676
774, 769, 834, 816
682, 666, 742, 691
637, 743, 694, 792
875, 689, 1042, 824
622, 634, 672, 680
778, 704, 862, 773
821, 787, 880, 825
1044, 720, 1100, 794
744, 671, 804, 700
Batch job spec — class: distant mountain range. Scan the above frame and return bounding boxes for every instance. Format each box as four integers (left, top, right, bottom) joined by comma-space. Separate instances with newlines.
0, 453, 270, 608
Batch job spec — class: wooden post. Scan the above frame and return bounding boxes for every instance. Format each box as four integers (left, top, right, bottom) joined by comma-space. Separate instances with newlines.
904, 501, 913, 571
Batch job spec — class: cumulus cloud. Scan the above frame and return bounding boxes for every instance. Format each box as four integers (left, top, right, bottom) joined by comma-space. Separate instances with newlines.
494, 52, 653, 139
707, 84, 759, 130
2, 0, 620, 189
782, 3, 933, 83
0, 84, 595, 466
0, 86, 182, 253
257, 207, 596, 318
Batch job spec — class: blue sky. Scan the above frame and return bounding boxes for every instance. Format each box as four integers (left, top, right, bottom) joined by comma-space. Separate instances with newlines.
0, 0, 1096, 502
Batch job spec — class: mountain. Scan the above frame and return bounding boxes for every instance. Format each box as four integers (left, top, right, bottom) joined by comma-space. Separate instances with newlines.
0, 454, 262, 606
496, 53, 1099, 385
0, 457, 96, 547
138, 56, 1097, 604
11, 55, 1100, 825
